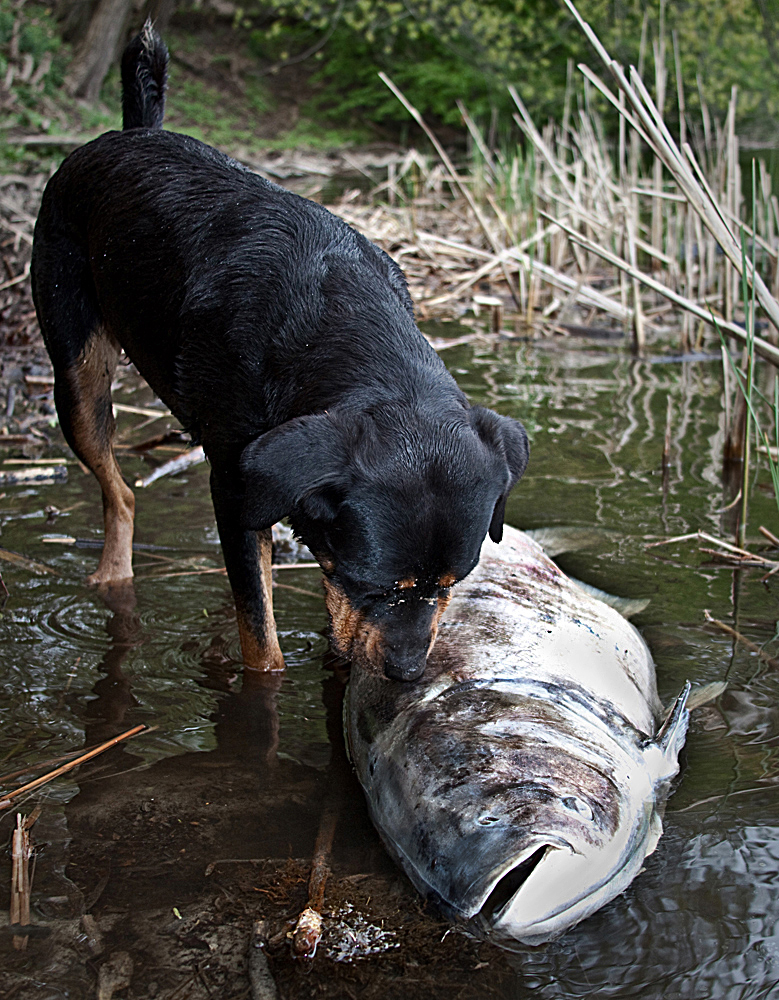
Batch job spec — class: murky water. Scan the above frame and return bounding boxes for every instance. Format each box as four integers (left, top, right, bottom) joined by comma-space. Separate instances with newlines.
2, 330, 779, 999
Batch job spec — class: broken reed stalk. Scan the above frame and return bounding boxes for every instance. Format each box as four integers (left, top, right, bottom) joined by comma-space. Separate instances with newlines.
291, 796, 340, 959
561, 0, 779, 335
10, 809, 38, 950
737, 218, 756, 547
134, 444, 206, 488
0, 724, 148, 809
367, 35, 779, 374
542, 213, 779, 366
759, 525, 779, 547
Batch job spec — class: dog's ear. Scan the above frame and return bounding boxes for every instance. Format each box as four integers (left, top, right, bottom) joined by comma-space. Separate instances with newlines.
240, 414, 348, 529
489, 495, 508, 545
469, 406, 530, 543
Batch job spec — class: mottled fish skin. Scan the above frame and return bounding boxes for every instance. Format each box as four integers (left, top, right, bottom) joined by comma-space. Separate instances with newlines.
347, 526, 688, 948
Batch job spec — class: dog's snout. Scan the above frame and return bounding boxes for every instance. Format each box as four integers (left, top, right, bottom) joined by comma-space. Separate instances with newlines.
383, 645, 427, 682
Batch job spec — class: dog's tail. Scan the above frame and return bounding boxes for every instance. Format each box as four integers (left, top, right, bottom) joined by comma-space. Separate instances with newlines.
121, 20, 169, 130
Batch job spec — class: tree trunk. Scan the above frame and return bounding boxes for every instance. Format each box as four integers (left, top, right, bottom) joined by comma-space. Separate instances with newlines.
65, 0, 134, 102
56, 0, 100, 45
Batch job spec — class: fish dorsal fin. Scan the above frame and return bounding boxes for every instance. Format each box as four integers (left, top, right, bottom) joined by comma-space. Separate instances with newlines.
568, 577, 650, 619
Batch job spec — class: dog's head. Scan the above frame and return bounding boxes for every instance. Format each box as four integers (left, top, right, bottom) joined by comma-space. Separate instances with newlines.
241, 403, 528, 681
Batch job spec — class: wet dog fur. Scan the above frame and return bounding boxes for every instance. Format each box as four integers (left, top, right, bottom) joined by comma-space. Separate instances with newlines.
31, 24, 529, 681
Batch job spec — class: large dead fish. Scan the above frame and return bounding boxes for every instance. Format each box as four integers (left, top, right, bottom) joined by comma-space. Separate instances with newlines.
347, 524, 692, 948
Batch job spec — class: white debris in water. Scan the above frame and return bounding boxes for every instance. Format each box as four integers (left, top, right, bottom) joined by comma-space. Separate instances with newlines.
321, 903, 400, 962
271, 522, 314, 563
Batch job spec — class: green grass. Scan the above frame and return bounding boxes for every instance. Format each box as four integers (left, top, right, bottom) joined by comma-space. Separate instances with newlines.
0, 6, 369, 172
163, 70, 369, 153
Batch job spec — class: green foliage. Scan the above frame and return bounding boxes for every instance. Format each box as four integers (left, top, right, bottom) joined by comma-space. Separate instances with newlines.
238, 0, 779, 136
268, 118, 372, 149
594, 0, 775, 127
0, 0, 71, 168
0, 0, 64, 98
160, 41, 368, 151
249, 0, 574, 127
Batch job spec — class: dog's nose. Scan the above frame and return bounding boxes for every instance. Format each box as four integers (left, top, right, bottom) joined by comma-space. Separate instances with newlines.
384, 652, 426, 682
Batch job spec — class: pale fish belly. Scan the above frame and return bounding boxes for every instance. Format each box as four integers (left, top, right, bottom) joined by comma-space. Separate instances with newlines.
347, 525, 689, 948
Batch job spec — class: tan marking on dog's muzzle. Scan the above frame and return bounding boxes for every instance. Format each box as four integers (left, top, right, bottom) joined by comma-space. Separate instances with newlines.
322, 577, 388, 673
428, 593, 452, 653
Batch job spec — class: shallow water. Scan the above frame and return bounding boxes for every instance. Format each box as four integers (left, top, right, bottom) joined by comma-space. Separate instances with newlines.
1, 331, 779, 999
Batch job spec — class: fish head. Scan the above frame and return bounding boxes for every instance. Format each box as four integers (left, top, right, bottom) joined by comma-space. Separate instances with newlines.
469, 685, 692, 946
472, 778, 661, 947
354, 681, 690, 947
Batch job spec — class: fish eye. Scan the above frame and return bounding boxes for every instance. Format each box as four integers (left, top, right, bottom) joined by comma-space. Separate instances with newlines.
476, 813, 503, 826
561, 796, 594, 821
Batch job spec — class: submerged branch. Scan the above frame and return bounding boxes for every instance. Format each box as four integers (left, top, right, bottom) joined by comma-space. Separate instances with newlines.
0, 725, 149, 810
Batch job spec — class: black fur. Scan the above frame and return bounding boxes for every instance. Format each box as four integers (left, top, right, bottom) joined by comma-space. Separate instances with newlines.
121, 20, 168, 131
32, 26, 529, 682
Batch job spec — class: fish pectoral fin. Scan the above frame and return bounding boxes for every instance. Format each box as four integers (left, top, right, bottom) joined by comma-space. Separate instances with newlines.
652, 681, 725, 766
643, 681, 691, 781
680, 679, 727, 712
524, 526, 609, 558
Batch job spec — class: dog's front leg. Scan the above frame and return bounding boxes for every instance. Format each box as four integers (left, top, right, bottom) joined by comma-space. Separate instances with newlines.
210, 465, 285, 673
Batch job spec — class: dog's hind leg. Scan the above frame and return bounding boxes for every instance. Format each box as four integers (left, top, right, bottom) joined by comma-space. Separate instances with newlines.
55, 331, 135, 585
32, 239, 134, 585
210, 465, 285, 673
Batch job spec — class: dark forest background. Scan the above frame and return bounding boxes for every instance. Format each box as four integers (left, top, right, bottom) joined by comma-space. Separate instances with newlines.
2, 0, 779, 162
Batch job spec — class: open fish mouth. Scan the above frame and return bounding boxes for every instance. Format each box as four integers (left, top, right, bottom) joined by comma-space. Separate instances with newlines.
474, 832, 650, 946
479, 845, 551, 924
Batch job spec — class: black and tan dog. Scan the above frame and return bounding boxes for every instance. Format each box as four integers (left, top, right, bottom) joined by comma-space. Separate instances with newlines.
32, 24, 529, 682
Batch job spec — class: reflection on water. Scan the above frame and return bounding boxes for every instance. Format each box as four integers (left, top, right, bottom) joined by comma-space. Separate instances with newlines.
2, 334, 779, 997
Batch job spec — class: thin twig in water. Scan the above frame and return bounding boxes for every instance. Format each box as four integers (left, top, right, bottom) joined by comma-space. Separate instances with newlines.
703, 609, 779, 669
292, 795, 341, 959
0, 743, 107, 786
0, 725, 149, 809
0, 546, 60, 576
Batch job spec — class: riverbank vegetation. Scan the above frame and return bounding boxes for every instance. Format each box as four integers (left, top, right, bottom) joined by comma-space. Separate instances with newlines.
3, 0, 779, 548
2, 0, 779, 153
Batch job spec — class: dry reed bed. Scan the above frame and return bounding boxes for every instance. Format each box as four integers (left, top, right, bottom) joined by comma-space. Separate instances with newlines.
330, 0, 779, 374
3, 0, 779, 397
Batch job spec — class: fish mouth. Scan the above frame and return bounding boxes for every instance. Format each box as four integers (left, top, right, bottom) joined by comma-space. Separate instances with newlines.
478, 845, 550, 924
474, 829, 650, 947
